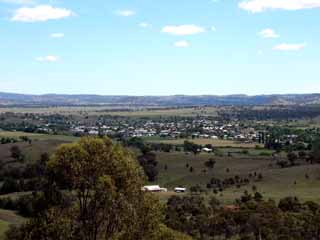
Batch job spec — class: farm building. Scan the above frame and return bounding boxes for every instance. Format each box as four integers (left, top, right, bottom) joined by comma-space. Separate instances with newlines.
142, 185, 167, 192
174, 187, 187, 193
202, 147, 213, 153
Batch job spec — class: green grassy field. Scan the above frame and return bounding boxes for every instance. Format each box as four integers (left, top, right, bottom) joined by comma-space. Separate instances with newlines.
0, 220, 10, 240
0, 106, 218, 117
0, 138, 77, 166
0, 131, 79, 142
105, 107, 218, 117
0, 106, 119, 115
0, 209, 25, 239
154, 151, 320, 204
147, 138, 262, 148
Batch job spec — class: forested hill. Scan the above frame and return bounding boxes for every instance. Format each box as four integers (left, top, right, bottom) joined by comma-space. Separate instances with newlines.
0, 92, 320, 106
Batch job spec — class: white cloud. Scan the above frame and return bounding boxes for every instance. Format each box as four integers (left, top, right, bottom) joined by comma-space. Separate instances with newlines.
139, 22, 151, 28
174, 40, 190, 48
36, 55, 59, 62
259, 28, 279, 38
273, 43, 306, 51
211, 26, 216, 31
116, 10, 135, 17
239, 0, 320, 13
50, 33, 64, 38
162, 25, 206, 36
11, 5, 74, 22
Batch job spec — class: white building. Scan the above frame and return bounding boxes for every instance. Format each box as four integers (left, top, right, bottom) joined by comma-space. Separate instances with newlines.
142, 185, 167, 192
202, 147, 213, 153
174, 187, 187, 193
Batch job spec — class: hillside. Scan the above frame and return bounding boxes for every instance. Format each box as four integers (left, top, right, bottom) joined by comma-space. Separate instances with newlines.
1, 92, 320, 107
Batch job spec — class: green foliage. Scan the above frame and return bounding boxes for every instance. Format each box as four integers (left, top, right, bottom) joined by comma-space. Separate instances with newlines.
166, 194, 320, 240
138, 152, 159, 182
183, 141, 200, 155
7, 137, 167, 240
156, 225, 193, 240
204, 158, 216, 169
310, 138, 320, 163
287, 152, 298, 166
10, 145, 24, 162
0, 178, 21, 194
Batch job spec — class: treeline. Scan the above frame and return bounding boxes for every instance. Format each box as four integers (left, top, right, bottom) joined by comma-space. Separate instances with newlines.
165, 193, 320, 240
0, 152, 48, 194
220, 106, 320, 121
0, 136, 32, 145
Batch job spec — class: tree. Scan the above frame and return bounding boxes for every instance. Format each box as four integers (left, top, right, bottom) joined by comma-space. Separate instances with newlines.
204, 158, 216, 170
138, 152, 158, 182
254, 192, 263, 202
277, 160, 288, 168
0, 178, 20, 194
8, 137, 168, 240
310, 138, 320, 163
287, 152, 298, 166
10, 145, 24, 162
165, 196, 208, 238
183, 141, 200, 155
278, 197, 302, 212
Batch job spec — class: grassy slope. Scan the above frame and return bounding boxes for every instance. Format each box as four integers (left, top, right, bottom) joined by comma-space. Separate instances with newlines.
0, 131, 79, 142
0, 137, 74, 238
155, 151, 320, 204
0, 139, 76, 166
0, 209, 25, 240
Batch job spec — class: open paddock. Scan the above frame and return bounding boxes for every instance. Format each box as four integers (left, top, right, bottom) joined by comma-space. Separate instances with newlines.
147, 138, 262, 148
154, 151, 320, 204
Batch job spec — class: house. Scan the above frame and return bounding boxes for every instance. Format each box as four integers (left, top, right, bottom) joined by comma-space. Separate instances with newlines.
142, 185, 167, 192
174, 187, 187, 193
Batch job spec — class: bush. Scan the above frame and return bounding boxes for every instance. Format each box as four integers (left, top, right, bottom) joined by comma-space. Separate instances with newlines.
0, 178, 20, 194
259, 152, 272, 156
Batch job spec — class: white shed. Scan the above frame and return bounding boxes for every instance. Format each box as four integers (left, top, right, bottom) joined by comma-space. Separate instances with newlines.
142, 185, 167, 192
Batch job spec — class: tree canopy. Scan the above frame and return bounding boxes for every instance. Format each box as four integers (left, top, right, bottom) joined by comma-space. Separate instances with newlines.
7, 137, 189, 240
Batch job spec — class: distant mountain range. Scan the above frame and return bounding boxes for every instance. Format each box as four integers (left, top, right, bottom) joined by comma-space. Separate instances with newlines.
0, 92, 320, 107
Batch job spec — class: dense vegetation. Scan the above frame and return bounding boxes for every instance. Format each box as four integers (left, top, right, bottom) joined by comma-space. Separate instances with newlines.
4, 137, 191, 240
165, 194, 320, 240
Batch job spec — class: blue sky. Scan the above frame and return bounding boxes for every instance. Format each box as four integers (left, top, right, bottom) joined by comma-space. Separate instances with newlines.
0, 0, 319, 95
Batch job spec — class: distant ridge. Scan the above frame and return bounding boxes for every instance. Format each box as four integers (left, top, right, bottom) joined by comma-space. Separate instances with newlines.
0, 92, 320, 107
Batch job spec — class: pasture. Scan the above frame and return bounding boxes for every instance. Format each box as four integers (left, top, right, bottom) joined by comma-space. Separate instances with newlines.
0, 131, 79, 142
0, 209, 25, 240
154, 151, 320, 204
0, 106, 219, 118
0, 137, 77, 167
147, 138, 262, 148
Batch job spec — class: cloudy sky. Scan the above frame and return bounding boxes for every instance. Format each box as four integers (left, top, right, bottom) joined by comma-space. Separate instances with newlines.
0, 0, 319, 95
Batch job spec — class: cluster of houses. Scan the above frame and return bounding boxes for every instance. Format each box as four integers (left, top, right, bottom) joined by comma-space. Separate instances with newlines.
70, 118, 261, 143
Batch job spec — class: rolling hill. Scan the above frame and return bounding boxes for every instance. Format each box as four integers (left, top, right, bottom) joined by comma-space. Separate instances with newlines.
0, 92, 320, 107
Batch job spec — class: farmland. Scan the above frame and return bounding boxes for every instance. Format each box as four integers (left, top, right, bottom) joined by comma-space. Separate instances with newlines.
154, 151, 320, 204
0, 131, 79, 142
146, 138, 262, 148
0, 104, 320, 239
0, 106, 219, 117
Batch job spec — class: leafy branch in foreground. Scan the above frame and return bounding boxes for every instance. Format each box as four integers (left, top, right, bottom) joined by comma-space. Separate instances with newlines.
6, 137, 191, 240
